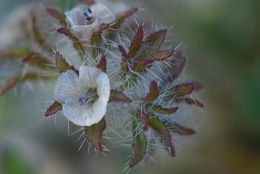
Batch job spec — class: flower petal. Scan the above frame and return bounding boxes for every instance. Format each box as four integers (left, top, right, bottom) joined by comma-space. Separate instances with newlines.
91, 3, 115, 28
55, 70, 80, 104
79, 66, 101, 87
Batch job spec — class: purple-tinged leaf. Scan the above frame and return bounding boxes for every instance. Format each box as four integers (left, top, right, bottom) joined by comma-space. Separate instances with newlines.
149, 117, 175, 157
129, 115, 147, 168
96, 55, 107, 72
84, 118, 106, 151
127, 25, 144, 58
118, 45, 127, 62
143, 81, 159, 102
167, 50, 186, 81
109, 90, 131, 103
151, 49, 174, 61
144, 29, 167, 53
44, 101, 62, 117
46, 7, 66, 26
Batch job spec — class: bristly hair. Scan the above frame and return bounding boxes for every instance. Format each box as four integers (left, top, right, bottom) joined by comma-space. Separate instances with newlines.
0, 0, 203, 169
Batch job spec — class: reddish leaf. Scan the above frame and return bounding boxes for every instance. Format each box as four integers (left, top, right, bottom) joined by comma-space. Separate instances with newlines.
171, 123, 196, 136
129, 115, 147, 168
44, 101, 62, 117
96, 55, 107, 72
167, 50, 186, 81
143, 29, 167, 53
127, 25, 144, 58
57, 27, 84, 59
151, 105, 178, 115
84, 118, 106, 151
168, 82, 203, 98
55, 51, 78, 73
151, 49, 174, 61
118, 45, 127, 62
144, 81, 159, 102
46, 7, 66, 26
149, 117, 175, 157
109, 90, 131, 103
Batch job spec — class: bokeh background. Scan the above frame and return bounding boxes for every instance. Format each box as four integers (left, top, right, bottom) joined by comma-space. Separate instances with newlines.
0, 0, 260, 173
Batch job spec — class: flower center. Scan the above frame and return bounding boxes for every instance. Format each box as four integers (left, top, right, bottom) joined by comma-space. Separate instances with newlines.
79, 88, 98, 105
83, 8, 93, 22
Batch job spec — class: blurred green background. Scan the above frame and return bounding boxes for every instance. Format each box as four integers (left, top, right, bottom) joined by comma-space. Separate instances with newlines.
0, 0, 260, 173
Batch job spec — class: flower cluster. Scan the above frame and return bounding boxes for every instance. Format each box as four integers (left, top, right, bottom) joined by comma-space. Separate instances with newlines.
0, 0, 203, 169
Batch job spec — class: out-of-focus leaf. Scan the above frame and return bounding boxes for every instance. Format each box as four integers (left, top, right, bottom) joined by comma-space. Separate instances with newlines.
179, 97, 204, 108
0, 72, 54, 96
0, 74, 21, 97
84, 118, 106, 151
0, 48, 29, 59
149, 117, 175, 157
31, 11, 50, 52
22, 53, 53, 70
83, 0, 95, 5
46, 7, 67, 26
129, 115, 147, 168
170, 123, 196, 136
150, 104, 178, 115
44, 101, 62, 117
96, 55, 107, 72
3, 151, 33, 174
144, 81, 159, 102
55, 51, 78, 73
127, 25, 144, 58
57, 27, 84, 59
109, 89, 131, 103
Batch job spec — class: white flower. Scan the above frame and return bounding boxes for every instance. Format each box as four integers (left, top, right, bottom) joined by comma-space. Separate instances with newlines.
55, 66, 110, 126
65, 3, 115, 40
